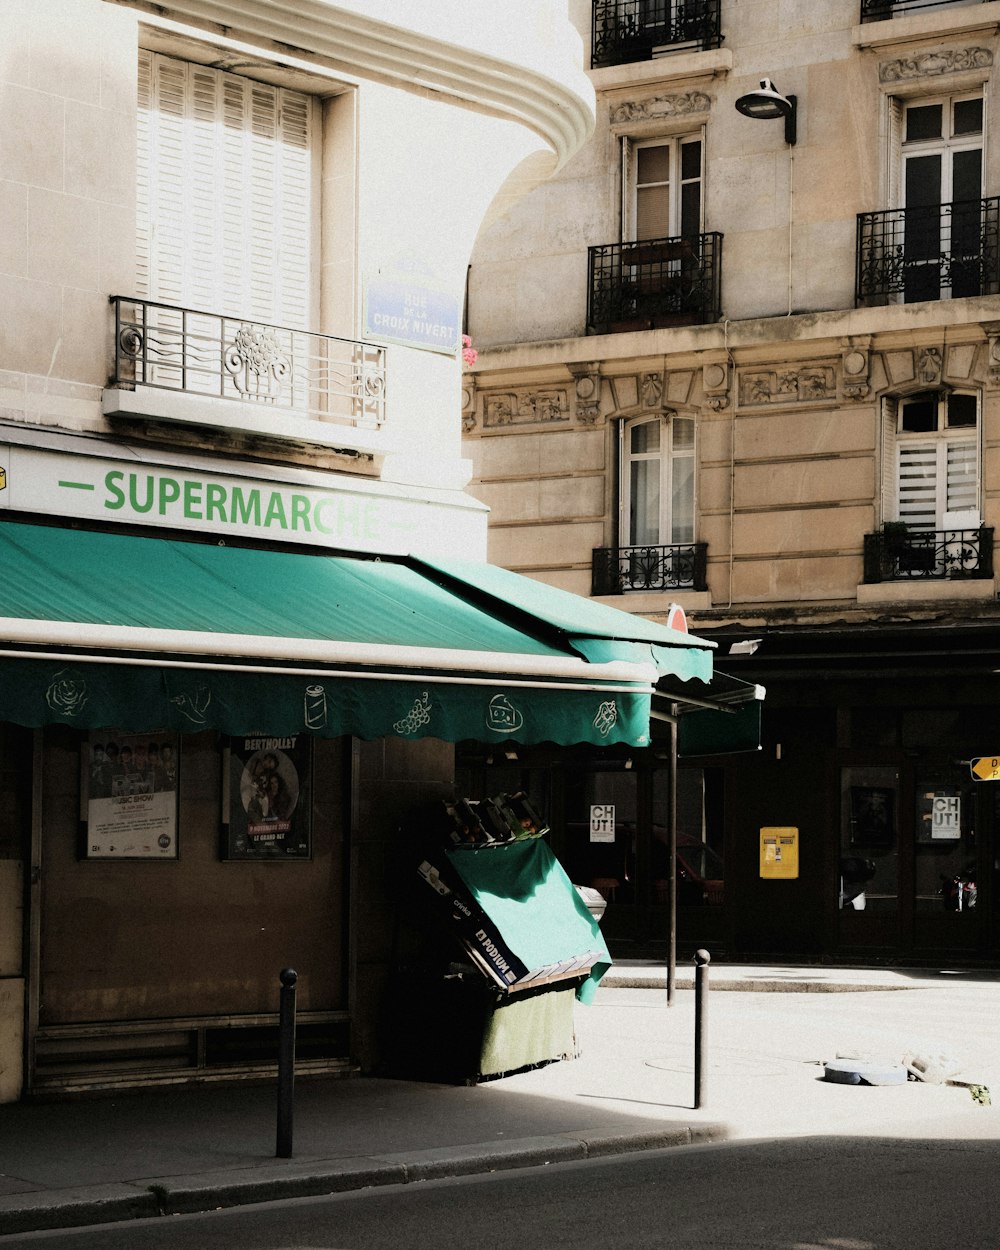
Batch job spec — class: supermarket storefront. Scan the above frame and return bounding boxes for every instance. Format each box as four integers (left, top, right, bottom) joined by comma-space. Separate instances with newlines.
0, 507, 733, 1097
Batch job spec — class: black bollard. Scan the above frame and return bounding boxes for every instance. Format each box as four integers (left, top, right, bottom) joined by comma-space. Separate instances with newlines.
693, 949, 710, 1110
276, 967, 298, 1159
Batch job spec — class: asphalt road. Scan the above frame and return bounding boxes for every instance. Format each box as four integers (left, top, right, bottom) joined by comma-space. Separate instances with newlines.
5, 1129, 999, 1250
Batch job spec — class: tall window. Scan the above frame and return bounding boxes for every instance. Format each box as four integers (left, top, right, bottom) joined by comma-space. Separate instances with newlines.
882, 391, 979, 529
137, 50, 314, 328
624, 135, 702, 243
621, 413, 695, 546
893, 92, 983, 302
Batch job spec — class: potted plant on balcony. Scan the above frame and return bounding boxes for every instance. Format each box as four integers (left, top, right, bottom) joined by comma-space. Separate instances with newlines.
882, 520, 935, 575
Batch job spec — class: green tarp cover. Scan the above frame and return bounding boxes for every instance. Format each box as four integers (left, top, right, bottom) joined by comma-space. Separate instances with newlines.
0, 519, 688, 746
445, 840, 612, 1004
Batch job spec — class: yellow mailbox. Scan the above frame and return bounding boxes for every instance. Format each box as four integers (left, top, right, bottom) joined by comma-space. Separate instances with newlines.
760, 827, 799, 879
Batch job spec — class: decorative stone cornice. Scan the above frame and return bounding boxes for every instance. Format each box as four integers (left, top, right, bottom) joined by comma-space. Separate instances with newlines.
739, 366, 837, 407
610, 91, 712, 126
879, 46, 992, 83
483, 388, 570, 428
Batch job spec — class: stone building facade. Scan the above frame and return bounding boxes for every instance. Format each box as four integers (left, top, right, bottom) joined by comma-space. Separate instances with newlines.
0, 0, 615, 1100
463, 0, 1000, 965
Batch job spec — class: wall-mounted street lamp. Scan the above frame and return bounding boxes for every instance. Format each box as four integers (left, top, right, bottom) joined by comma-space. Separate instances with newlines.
735, 78, 797, 146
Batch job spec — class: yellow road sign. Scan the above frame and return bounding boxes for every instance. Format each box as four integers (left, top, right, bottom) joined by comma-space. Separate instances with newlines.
971, 757, 1000, 781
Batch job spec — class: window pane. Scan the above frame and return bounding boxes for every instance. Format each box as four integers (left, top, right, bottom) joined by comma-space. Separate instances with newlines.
905, 154, 941, 209
673, 416, 694, 451
680, 140, 701, 181
636, 185, 668, 240
953, 98, 983, 137
899, 396, 936, 432
841, 768, 898, 916
946, 439, 977, 513
947, 393, 977, 427
630, 460, 660, 544
671, 455, 694, 543
897, 443, 939, 528
905, 103, 942, 143
914, 780, 976, 916
952, 148, 982, 203
637, 144, 670, 185
680, 182, 701, 238
630, 420, 660, 454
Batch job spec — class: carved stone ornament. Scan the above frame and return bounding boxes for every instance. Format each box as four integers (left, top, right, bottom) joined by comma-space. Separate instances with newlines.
982, 322, 1000, 387
918, 346, 943, 385
842, 345, 871, 401
610, 91, 712, 126
462, 377, 477, 432
880, 47, 992, 83
483, 388, 570, 428
569, 364, 603, 424
739, 366, 836, 406
641, 372, 664, 408
702, 360, 730, 411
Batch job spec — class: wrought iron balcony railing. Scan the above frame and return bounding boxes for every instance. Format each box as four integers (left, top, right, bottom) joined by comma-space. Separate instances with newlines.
592, 543, 708, 595
856, 199, 1000, 306
863, 526, 994, 583
592, 0, 722, 67
110, 297, 387, 430
587, 233, 723, 334
861, 0, 988, 21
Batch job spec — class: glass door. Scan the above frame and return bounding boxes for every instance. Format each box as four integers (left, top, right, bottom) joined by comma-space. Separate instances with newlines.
839, 765, 900, 949
912, 770, 981, 952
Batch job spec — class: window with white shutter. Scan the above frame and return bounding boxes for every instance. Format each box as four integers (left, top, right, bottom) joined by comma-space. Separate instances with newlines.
137, 50, 314, 329
883, 390, 980, 529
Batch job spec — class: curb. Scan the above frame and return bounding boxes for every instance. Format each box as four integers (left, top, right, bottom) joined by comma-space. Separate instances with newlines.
601, 974, 914, 993
0, 1123, 731, 1236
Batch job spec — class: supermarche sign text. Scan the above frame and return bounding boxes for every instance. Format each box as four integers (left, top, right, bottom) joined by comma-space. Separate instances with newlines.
0, 443, 470, 555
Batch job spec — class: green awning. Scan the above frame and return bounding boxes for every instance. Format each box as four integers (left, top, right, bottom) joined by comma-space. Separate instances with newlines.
416, 556, 714, 684
654, 671, 766, 756
678, 696, 762, 756
443, 840, 612, 1003
0, 519, 716, 748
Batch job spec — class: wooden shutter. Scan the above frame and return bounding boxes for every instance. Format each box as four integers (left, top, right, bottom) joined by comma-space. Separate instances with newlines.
137, 50, 312, 329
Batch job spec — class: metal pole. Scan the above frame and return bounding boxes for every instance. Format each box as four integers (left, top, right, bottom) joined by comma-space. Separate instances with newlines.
276, 967, 298, 1158
667, 715, 678, 1005
694, 948, 710, 1109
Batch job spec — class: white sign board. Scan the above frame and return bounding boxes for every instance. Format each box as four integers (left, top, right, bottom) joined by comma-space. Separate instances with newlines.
590, 803, 616, 843
931, 793, 961, 840
0, 442, 483, 558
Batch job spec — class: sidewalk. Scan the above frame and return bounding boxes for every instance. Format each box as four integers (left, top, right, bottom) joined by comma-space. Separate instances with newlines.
3, 963, 999, 1238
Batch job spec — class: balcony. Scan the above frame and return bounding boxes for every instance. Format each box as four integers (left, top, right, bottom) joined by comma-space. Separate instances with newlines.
592, 543, 708, 595
863, 526, 994, 583
856, 199, 1000, 306
860, 0, 988, 20
587, 234, 723, 334
591, 0, 722, 67
105, 297, 388, 452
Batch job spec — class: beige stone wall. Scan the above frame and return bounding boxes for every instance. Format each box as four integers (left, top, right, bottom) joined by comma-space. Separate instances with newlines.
465, 1, 1000, 625
0, 0, 136, 424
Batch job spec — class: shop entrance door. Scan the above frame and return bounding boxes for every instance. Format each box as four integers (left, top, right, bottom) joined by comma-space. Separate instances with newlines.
838, 759, 988, 957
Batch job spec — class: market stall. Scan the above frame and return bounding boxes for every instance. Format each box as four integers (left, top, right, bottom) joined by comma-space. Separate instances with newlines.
385, 794, 611, 1083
